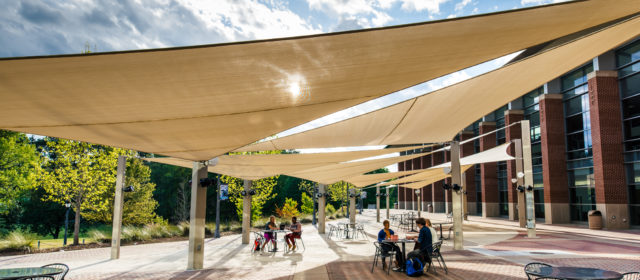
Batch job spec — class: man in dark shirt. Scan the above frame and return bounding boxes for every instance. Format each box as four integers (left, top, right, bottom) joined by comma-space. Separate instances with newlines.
407, 217, 432, 264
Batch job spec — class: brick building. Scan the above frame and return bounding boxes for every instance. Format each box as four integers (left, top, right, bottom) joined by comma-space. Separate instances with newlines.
398, 36, 640, 229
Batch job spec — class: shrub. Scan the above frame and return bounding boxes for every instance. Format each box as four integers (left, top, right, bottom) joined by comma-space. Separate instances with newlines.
0, 230, 36, 251
88, 228, 111, 244
177, 221, 190, 236
122, 226, 151, 242
280, 198, 300, 219
144, 223, 172, 238
325, 204, 336, 215
301, 193, 313, 214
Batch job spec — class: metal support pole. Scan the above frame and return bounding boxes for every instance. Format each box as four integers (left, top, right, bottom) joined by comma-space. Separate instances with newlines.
215, 176, 221, 238
110, 155, 126, 260
521, 120, 536, 238
450, 141, 464, 250
386, 188, 390, 219
242, 180, 252, 244
312, 185, 317, 225
187, 161, 208, 270
63, 206, 70, 246
318, 184, 326, 234
416, 189, 421, 217
376, 186, 381, 223
514, 139, 527, 228
462, 174, 468, 221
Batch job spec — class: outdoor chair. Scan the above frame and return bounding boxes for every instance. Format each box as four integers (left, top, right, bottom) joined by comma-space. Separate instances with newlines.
327, 224, 338, 239
17, 277, 55, 280
524, 262, 553, 280
355, 224, 368, 240
285, 233, 305, 252
623, 272, 640, 280
371, 241, 396, 275
251, 231, 265, 253
41, 263, 69, 280
426, 241, 448, 274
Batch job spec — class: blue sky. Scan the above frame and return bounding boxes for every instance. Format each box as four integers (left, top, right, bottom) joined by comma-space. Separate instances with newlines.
1, 0, 567, 167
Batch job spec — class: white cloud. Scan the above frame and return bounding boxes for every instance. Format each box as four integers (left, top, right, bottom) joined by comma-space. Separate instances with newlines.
305, 0, 393, 28
455, 0, 472, 11
396, 0, 450, 13
520, 0, 571, 5
446, 14, 456, 19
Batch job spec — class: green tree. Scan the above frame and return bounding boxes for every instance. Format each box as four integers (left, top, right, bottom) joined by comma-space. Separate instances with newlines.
297, 180, 315, 196
300, 192, 313, 214
147, 162, 192, 223
83, 158, 158, 225
327, 181, 353, 206
0, 130, 40, 215
279, 198, 300, 219
40, 138, 123, 245
221, 175, 278, 222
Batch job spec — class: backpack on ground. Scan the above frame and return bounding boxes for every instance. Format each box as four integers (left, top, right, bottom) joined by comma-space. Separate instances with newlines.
406, 257, 424, 277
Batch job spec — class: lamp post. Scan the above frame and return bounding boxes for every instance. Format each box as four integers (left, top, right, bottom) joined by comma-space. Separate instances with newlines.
415, 189, 421, 217
63, 202, 71, 246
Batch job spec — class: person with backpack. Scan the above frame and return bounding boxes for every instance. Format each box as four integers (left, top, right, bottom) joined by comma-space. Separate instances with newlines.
377, 220, 403, 270
406, 217, 433, 275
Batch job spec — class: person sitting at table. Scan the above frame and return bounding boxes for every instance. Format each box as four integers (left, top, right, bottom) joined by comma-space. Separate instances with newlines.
285, 216, 302, 250
407, 217, 433, 264
377, 220, 403, 270
425, 219, 439, 244
262, 215, 278, 251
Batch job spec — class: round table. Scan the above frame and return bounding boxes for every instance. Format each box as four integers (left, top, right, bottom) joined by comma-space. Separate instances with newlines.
529, 266, 623, 280
0, 267, 63, 280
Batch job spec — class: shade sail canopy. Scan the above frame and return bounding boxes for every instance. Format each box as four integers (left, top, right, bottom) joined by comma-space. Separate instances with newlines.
143, 146, 414, 180
2, 1, 638, 161
378, 165, 473, 186
347, 170, 423, 187
379, 142, 513, 186
238, 11, 640, 152
397, 167, 472, 189
284, 151, 433, 185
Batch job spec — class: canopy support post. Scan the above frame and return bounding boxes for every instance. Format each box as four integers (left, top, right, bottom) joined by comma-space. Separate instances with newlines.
386, 188, 390, 219
110, 155, 126, 260
521, 120, 537, 237
318, 184, 326, 233
376, 186, 381, 223
462, 173, 468, 221
187, 161, 208, 270
242, 180, 252, 244
514, 139, 527, 228
349, 188, 356, 224
416, 189, 421, 217
450, 141, 464, 250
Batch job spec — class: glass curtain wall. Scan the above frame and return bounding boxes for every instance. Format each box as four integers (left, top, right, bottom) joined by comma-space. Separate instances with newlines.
472, 121, 483, 215
523, 88, 545, 219
562, 63, 595, 222
617, 39, 640, 226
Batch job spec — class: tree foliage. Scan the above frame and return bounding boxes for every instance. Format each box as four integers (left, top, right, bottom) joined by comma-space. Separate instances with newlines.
300, 192, 313, 214
221, 175, 278, 222
276, 198, 300, 219
0, 131, 40, 215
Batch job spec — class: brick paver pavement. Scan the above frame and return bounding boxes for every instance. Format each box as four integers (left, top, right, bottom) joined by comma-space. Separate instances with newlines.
0, 209, 638, 279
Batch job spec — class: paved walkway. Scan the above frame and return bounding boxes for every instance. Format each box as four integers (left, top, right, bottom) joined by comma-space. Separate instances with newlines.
0, 209, 638, 279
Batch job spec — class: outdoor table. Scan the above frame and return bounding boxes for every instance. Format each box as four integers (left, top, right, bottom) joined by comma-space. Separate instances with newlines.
262, 229, 290, 252
381, 238, 415, 272
432, 222, 453, 240
0, 267, 63, 280
337, 222, 357, 239
527, 266, 623, 280
406, 217, 417, 232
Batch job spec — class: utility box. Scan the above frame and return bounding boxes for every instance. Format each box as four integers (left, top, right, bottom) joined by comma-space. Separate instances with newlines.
588, 210, 602, 230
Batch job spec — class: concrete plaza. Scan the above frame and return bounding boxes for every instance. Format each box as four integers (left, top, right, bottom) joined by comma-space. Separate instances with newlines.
1, 210, 638, 279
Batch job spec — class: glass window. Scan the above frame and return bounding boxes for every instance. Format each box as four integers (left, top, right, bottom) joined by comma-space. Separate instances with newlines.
620, 73, 640, 98
567, 131, 591, 151
562, 64, 594, 91
568, 168, 594, 187
629, 184, 640, 204
617, 41, 640, 67
625, 163, 640, 185
619, 62, 640, 77
564, 94, 589, 116
622, 94, 640, 119
567, 148, 593, 160
624, 118, 640, 140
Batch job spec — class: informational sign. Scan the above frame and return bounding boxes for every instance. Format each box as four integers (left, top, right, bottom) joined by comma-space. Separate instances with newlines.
220, 184, 229, 200
360, 191, 367, 199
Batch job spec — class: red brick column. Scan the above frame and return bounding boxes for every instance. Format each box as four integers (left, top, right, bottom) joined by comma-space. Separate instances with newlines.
539, 94, 570, 224
480, 122, 499, 217
505, 110, 524, 221
460, 131, 476, 216
588, 71, 629, 229
421, 154, 433, 212
431, 149, 446, 213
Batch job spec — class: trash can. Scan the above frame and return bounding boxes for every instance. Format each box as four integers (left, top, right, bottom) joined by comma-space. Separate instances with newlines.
394, 202, 398, 209
428, 204, 433, 213
588, 210, 602, 230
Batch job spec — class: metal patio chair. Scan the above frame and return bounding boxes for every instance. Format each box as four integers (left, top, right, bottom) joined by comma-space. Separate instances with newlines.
371, 241, 397, 275
41, 263, 69, 280
524, 262, 553, 280
426, 241, 448, 274
623, 272, 640, 280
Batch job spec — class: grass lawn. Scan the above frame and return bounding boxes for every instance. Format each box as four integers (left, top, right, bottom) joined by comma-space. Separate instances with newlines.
36, 238, 95, 249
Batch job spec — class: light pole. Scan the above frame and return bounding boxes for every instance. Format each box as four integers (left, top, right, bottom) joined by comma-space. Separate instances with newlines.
63, 202, 71, 246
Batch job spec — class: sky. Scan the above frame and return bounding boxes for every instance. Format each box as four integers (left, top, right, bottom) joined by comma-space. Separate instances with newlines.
1, 0, 568, 171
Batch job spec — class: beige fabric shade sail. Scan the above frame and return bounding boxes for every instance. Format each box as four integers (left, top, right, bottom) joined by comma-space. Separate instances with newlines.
395, 166, 474, 190
143, 146, 416, 180
378, 165, 473, 186
347, 170, 423, 188
238, 11, 640, 152
2, 1, 638, 161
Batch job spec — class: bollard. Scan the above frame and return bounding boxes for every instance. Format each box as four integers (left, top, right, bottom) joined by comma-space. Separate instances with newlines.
38, 240, 40, 249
